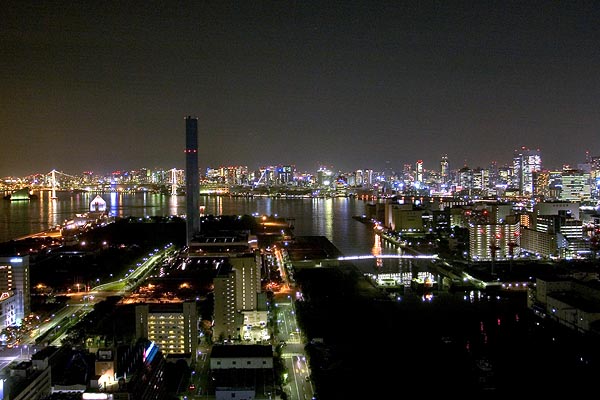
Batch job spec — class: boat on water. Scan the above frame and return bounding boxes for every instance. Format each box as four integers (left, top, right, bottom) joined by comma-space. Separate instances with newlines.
410, 276, 438, 291
3, 187, 38, 201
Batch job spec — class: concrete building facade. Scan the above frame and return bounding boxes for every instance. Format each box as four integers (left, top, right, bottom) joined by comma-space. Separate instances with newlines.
0, 256, 30, 325
135, 301, 198, 360
185, 116, 200, 245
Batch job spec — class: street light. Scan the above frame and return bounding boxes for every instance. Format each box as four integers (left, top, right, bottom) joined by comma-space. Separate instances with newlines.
20, 345, 28, 358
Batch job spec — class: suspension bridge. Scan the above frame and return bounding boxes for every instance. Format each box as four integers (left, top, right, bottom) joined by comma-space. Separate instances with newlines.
30, 168, 185, 197
39, 169, 83, 199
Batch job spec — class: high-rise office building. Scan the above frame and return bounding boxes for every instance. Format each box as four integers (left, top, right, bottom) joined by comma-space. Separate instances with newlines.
440, 155, 449, 184
458, 166, 472, 191
364, 169, 374, 186
354, 170, 364, 186
559, 169, 591, 202
472, 168, 490, 192
276, 165, 294, 185
513, 147, 542, 196
185, 116, 200, 244
415, 160, 424, 183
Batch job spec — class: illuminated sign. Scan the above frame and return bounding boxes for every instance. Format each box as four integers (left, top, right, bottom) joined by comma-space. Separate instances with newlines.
143, 341, 158, 365
82, 394, 108, 400
9, 258, 22, 263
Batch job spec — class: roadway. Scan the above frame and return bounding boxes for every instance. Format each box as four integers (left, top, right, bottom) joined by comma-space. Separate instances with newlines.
10, 238, 311, 399
14, 227, 63, 241
14, 244, 177, 351
271, 246, 315, 400
0, 344, 37, 371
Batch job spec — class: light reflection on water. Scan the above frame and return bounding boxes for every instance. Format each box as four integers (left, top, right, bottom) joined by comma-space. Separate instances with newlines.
1, 191, 435, 275
1, 192, 373, 250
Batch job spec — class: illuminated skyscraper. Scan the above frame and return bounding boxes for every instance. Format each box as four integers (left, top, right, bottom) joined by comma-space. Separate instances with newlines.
354, 169, 364, 187
440, 155, 449, 184
513, 147, 542, 196
185, 116, 200, 244
0, 256, 30, 326
364, 169, 373, 186
559, 169, 591, 202
415, 160, 424, 183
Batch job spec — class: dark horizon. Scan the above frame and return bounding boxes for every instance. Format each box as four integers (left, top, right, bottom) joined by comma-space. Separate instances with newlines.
2, 1, 599, 177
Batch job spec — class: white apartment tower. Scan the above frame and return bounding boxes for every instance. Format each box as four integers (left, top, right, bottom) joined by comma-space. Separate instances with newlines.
0, 256, 30, 325
231, 255, 261, 312
213, 265, 239, 341
469, 222, 521, 261
135, 301, 198, 358
213, 253, 262, 341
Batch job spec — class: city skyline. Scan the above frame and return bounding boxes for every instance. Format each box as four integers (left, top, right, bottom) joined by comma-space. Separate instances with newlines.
0, 145, 596, 183
2, 1, 599, 177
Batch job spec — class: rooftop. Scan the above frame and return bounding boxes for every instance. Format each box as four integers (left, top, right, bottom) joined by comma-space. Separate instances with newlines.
31, 345, 60, 361
211, 344, 273, 359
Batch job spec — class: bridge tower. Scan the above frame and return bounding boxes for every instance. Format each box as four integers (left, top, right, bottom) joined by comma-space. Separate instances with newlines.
170, 168, 178, 196
50, 169, 58, 200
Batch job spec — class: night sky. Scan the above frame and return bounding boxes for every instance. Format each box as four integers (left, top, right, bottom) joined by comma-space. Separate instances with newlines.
2, 1, 599, 177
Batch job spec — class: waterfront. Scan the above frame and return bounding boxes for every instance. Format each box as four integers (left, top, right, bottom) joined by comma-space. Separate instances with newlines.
2, 190, 600, 396
0, 190, 376, 258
